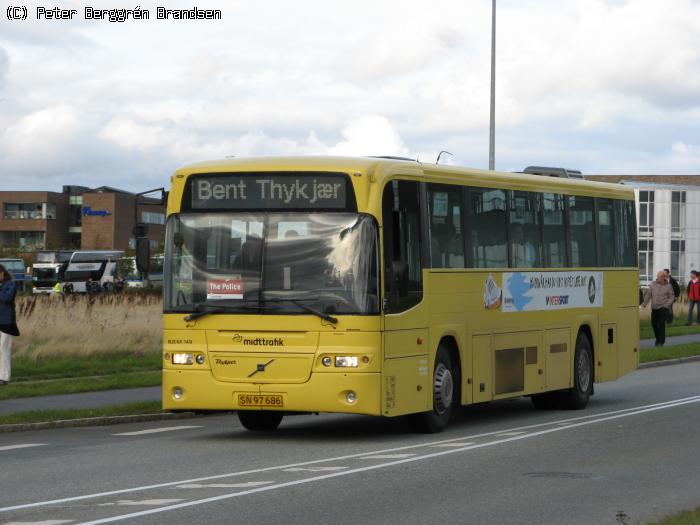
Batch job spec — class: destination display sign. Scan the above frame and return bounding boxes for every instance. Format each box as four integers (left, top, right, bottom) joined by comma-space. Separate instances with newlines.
189, 173, 351, 210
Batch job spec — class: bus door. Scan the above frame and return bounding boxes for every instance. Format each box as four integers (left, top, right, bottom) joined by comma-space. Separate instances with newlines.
381, 180, 430, 416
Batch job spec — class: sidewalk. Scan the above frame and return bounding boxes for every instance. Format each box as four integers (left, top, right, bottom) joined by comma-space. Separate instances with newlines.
0, 386, 161, 416
639, 332, 700, 349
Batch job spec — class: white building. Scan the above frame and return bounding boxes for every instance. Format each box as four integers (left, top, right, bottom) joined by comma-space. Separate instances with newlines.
587, 175, 700, 287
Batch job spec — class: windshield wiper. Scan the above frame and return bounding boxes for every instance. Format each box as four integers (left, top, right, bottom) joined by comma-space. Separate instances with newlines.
263, 297, 338, 324
183, 301, 276, 322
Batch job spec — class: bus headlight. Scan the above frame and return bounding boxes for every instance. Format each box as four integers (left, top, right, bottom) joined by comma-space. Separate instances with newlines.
322, 356, 332, 367
172, 353, 194, 365
195, 354, 205, 365
335, 356, 358, 368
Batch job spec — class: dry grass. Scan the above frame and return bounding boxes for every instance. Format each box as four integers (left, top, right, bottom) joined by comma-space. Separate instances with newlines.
14, 294, 162, 358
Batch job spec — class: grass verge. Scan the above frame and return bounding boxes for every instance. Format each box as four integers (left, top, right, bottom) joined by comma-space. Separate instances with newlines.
647, 507, 700, 525
639, 342, 700, 364
0, 400, 163, 425
640, 319, 700, 340
13, 352, 161, 381
0, 371, 161, 400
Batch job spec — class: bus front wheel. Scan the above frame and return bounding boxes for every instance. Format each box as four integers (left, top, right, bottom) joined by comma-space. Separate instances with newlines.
563, 332, 593, 410
407, 347, 455, 433
238, 410, 283, 431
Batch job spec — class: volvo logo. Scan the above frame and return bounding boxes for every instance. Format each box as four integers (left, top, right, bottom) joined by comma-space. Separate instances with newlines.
248, 359, 274, 378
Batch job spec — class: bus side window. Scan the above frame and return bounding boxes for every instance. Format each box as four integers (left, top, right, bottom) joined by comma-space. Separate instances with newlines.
382, 180, 423, 313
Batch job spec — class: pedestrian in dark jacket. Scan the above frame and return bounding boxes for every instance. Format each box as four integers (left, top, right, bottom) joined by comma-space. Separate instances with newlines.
665, 269, 681, 298
641, 270, 675, 347
687, 270, 700, 325
0, 264, 19, 385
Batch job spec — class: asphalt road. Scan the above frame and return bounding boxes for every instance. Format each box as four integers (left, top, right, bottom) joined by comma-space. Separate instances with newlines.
2, 362, 700, 525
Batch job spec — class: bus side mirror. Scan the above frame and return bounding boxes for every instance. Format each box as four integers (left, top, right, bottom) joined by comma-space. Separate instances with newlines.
136, 238, 150, 275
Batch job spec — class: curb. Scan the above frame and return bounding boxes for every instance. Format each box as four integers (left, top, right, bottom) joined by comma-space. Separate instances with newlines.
0, 411, 201, 433
638, 354, 700, 369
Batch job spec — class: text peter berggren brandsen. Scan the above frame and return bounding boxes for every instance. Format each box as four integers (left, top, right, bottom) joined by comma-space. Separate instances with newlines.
35, 6, 222, 22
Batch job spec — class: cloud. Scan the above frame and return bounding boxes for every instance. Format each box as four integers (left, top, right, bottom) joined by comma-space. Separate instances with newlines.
1, 0, 700, 191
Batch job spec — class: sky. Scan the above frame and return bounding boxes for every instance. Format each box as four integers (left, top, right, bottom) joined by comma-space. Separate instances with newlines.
0, 0, 699, 192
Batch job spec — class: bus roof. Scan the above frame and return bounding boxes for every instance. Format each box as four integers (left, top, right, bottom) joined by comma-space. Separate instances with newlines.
170, 156, 634, 213
70, 250, 124, 263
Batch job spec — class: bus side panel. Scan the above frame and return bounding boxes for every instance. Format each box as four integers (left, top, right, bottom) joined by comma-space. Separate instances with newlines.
618, 306, 640, 375
545, 328, 572, 390
472, 335, 492, 403
597, 323, 619, 382
382, 355, 430, 416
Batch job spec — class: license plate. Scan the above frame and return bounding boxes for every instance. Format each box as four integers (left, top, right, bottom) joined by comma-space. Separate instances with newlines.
238, 394, 284, 407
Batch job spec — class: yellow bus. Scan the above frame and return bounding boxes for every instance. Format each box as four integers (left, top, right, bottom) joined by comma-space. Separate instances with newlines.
162, 156, 639, 432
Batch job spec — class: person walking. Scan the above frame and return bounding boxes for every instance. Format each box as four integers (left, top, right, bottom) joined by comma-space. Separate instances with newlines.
641, 270, 676, 347
687, 270, 700, 325
0, 263, 20, 385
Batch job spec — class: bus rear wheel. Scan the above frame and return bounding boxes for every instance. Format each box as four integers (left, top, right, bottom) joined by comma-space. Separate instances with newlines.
407, 347, 455, 433
562, 332, 593, 410
238, 410, 283, 431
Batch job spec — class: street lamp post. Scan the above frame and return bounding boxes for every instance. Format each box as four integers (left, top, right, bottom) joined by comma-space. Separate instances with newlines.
489, 0, 496, 171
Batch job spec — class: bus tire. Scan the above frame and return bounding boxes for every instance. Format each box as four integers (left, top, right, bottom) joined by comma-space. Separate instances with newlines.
237, 410, 283, 431
563, 332, 593, 410
407, 347, 455, 433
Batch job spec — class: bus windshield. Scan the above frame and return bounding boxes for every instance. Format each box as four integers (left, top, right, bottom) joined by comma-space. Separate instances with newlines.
164, 212, 379, 315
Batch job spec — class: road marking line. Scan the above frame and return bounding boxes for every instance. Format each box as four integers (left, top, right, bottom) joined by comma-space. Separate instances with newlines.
69, 395, 700, 525
112, 426, 202, 436
4, 520, 73, 525
99, 499, 183, 507
494, 432, 526, 437
176, 482, 273, 489
430, 443, 475, 448
5, 394, 700, 514
283, 467, 347, 472
0, 443, 47, 452
360, 454, 416, 459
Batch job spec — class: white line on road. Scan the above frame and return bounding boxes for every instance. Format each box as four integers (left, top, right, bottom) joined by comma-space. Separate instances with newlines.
283, 467, 347, 472
4, 394, 700, 515
112, 426, 202, 436
360, 454, 416, 459
70, 395, 700, 525
430, 443, 475, 448
0, 443, 47, 452
5, 520, 75, 525
99, 499, 183, 507
176, 482, 274, 489
494, 432, 526, 437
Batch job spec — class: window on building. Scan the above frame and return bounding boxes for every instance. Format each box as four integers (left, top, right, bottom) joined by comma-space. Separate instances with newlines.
671, 191, 686, 237
0, 231, 45, 249
596, 198, 615, 267
382, 180, 423, 313
568, 195, 596, 267
69, 195, 83, 205
468, 187, 508, 268
639, 190, 654, 237
671, 240, 685, 280
142, 211, 166, 225
4, 202, 45, 219
639, 239, 654, 284
542, 193, 567, 267
508, 191, 541, 268
427, 184, 464, 268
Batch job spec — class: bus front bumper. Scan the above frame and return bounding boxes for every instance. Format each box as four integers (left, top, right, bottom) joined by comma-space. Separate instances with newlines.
162, 369, 382, 416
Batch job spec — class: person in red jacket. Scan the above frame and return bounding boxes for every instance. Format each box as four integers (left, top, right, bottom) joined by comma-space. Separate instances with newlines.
687, 270, 700, 325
